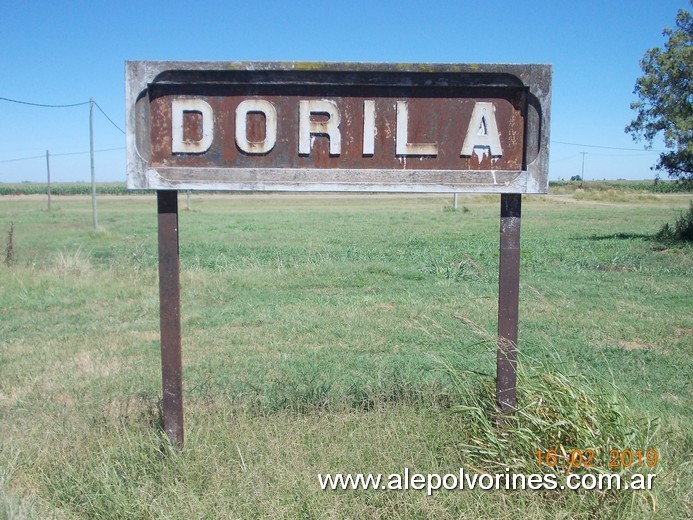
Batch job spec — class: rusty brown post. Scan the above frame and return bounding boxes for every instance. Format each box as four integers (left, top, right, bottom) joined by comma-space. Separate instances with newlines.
157, 190, 184, 448
497, 193, 521, 415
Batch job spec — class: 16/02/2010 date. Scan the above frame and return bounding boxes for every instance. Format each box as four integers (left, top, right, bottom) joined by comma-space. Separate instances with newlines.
535, 449, 658, 469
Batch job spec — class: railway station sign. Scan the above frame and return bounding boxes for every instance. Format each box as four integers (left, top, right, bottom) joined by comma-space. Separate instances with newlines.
126, 61, 552, 447
126, 62, 551, 193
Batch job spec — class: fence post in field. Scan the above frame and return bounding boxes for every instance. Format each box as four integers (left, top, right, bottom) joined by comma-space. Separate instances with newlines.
45, 150, 51, 211
89, 98, 98, 229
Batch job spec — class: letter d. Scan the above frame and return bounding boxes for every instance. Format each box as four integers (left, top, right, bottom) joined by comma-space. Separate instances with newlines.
171, 99, 214, 154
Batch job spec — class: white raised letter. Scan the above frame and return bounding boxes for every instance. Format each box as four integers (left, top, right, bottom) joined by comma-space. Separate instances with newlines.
461, 102, 503, 158
171, 99, 214, 154
235, 99, 277, 154
363, 100, 376, 156
299, 99, 341, 155
396, 101, 438, 156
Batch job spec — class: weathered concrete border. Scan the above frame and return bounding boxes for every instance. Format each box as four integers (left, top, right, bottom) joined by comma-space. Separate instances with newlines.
126, 62, 551, 193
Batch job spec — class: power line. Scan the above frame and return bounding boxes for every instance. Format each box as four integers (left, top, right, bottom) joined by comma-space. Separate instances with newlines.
0, 153, 45, 164
551, 140, 666, 153
586, 151, 663, 158
0, 147, 125, 164
0, 96, 90, 108
92, 100, 125, 134
1, 95, 125, 133
54, 146, 125, 157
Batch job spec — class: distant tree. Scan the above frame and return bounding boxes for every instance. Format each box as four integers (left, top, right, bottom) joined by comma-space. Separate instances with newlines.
626, 3, 692, 182
570, 175, 582, 182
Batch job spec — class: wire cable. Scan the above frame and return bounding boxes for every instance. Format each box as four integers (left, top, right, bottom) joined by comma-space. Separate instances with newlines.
0, 154, 46, 164
92, 100, 125, 134
551, 140, 666, 153
0, 147, 125, 164
0, 96, 90, 108
1, 96, 125, 133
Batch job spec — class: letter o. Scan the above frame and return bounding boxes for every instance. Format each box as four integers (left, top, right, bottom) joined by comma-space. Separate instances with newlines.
235, 99, 277, 154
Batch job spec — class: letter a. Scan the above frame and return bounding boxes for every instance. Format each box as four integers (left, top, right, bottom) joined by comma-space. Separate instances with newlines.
461, 102, 503, 158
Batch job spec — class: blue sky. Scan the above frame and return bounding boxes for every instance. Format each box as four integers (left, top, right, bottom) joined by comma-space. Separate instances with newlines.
0, 0, 688, 183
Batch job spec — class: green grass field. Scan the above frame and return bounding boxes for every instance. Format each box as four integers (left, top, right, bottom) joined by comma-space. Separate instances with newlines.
1, 189, 691, 519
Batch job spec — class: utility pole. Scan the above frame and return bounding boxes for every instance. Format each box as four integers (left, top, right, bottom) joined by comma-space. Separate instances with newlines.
580, 151, 587, 188
45, 150, 51, 211
89, 98, 98, 229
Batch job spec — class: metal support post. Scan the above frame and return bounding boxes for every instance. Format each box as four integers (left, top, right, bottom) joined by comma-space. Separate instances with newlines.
46, 150, 51, 211
157, 190, 184, 447
497, 193, 521, 415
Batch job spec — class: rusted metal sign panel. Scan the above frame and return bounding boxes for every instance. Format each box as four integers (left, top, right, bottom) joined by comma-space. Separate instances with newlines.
126, 62, 551, 193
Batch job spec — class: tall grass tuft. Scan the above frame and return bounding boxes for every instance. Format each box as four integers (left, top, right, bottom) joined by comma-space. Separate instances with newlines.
441, 351, 660, 514
1, 454, 35, 520
51, 247, 93, 275
656, 200, 693, 242
444, 354, 659, 471
4, 221, 14, 267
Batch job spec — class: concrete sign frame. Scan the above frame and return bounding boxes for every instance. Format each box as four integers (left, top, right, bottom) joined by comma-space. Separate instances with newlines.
127, 62, 551, 194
